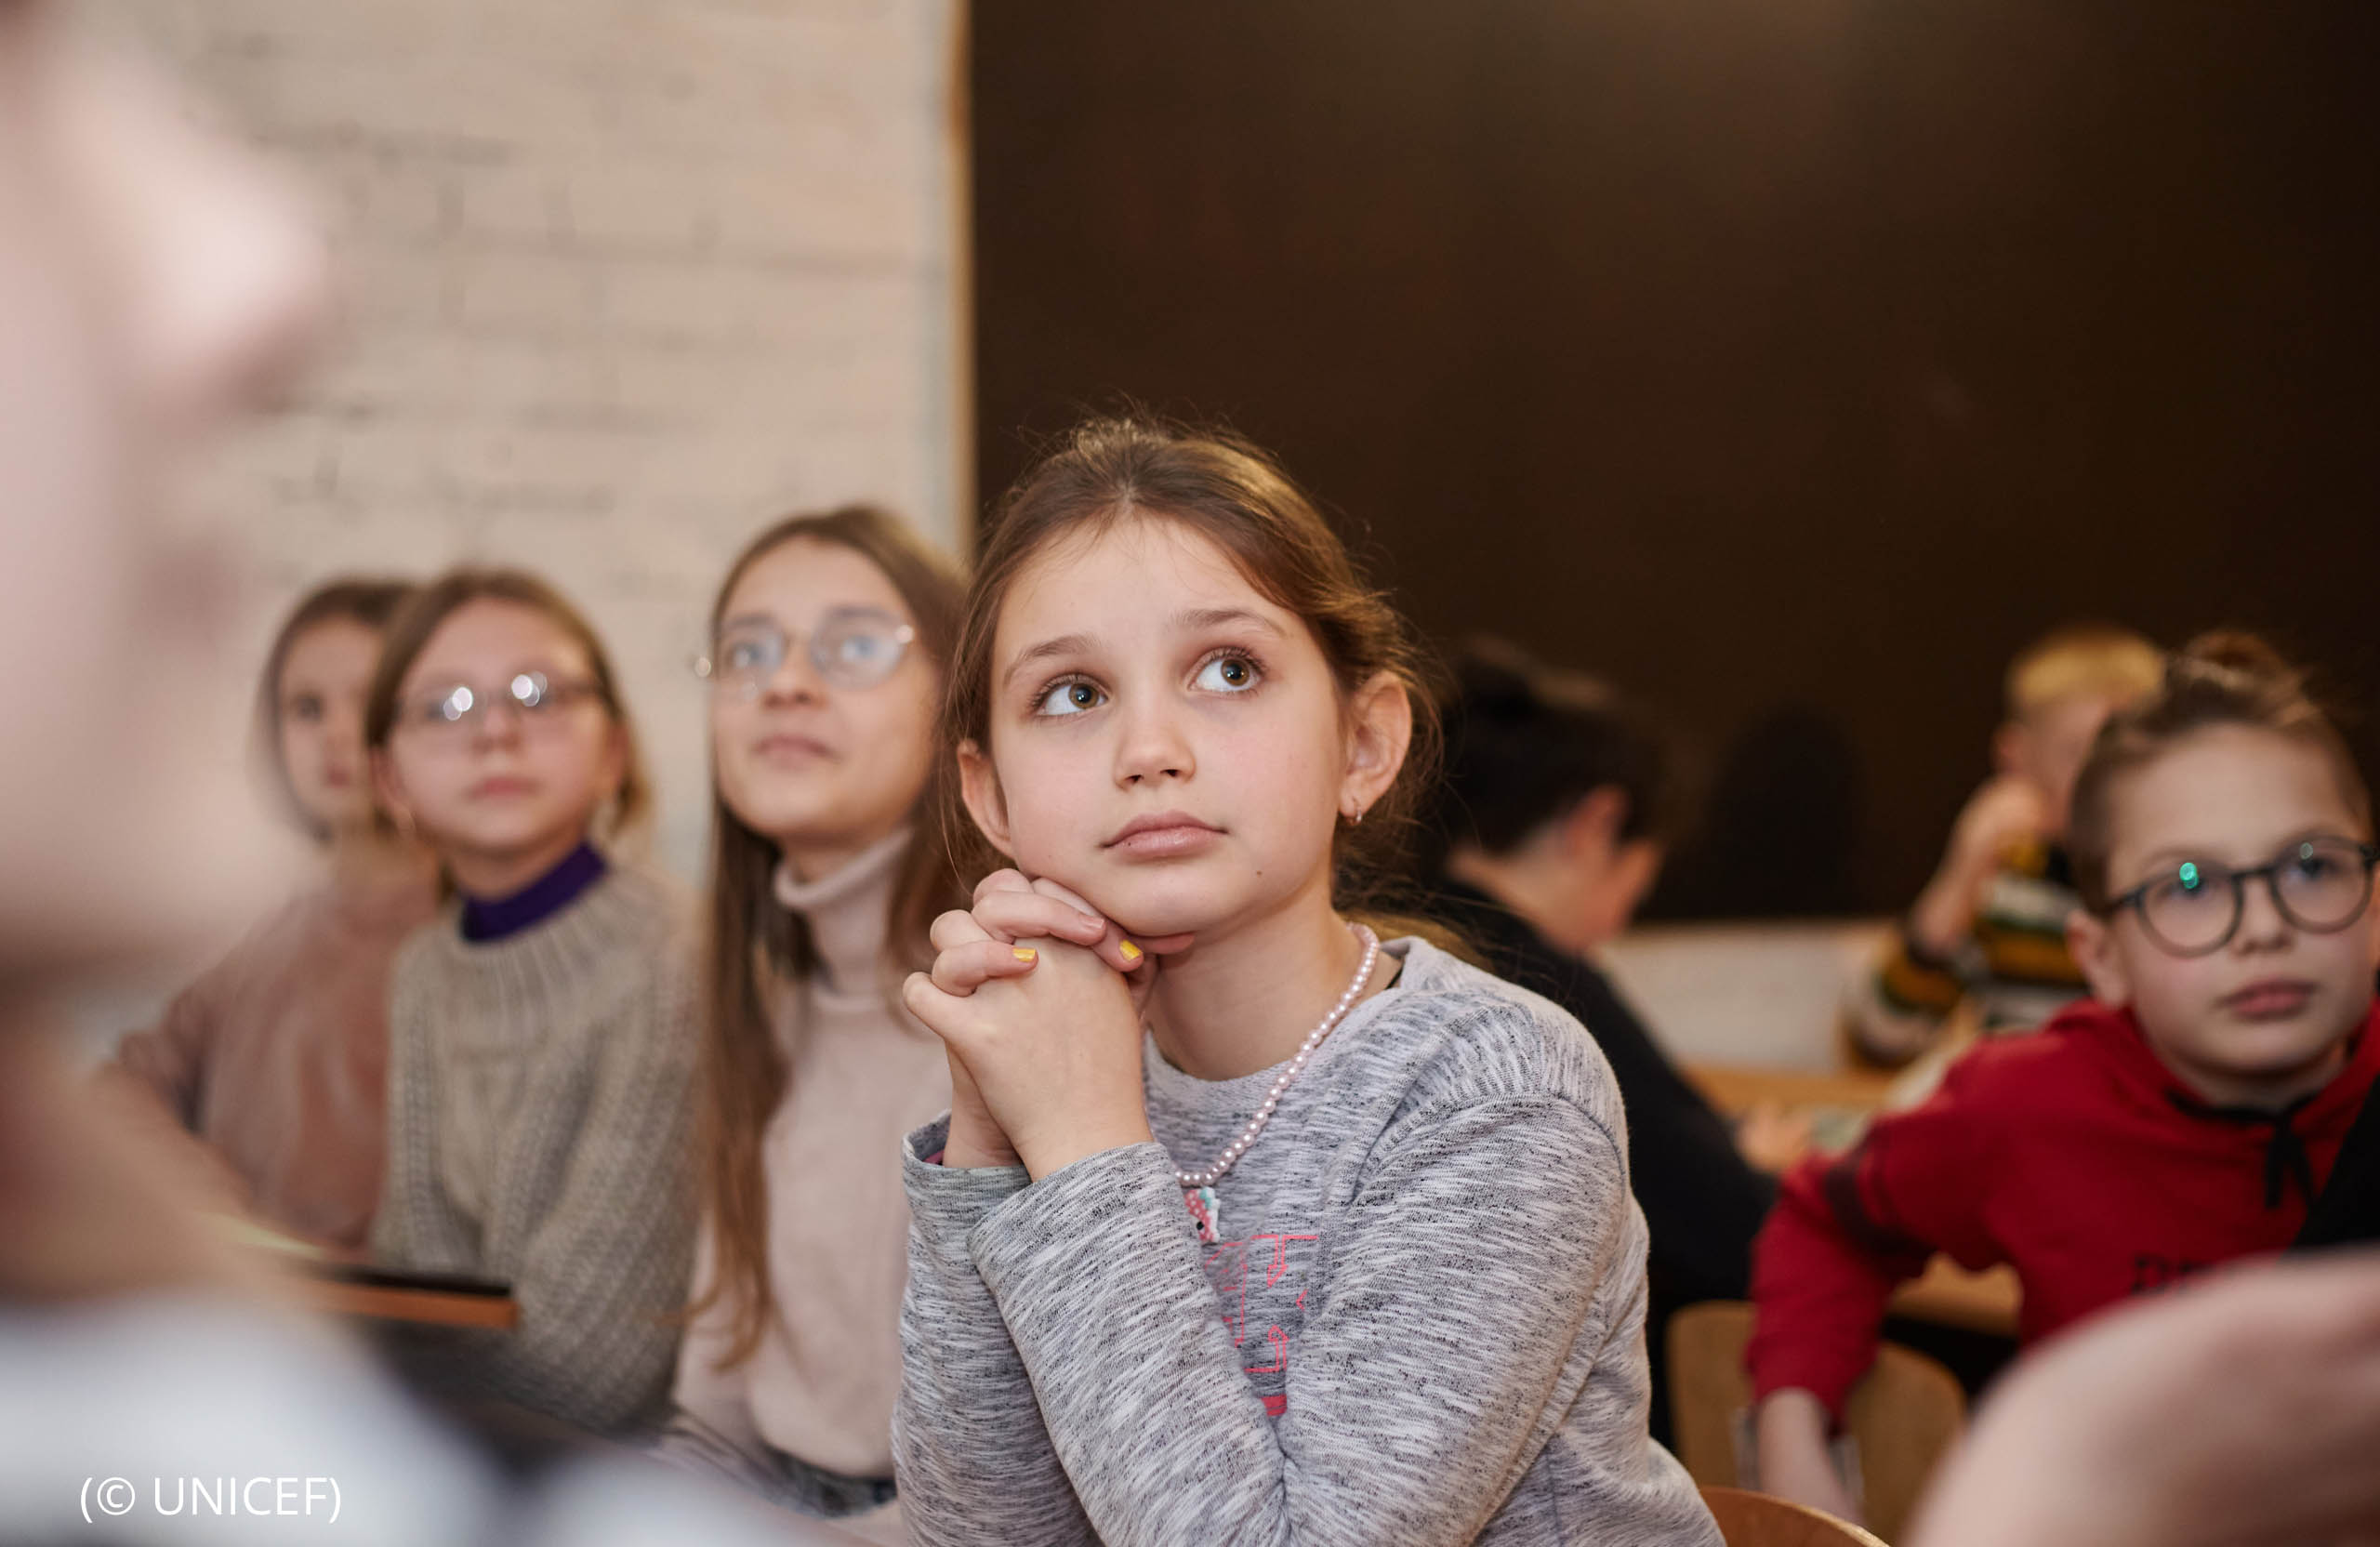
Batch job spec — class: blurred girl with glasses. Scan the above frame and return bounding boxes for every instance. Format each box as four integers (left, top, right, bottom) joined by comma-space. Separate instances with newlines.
99, 576, 437, 1253
653, 508, 966, 1522
1750, 630, 2380, 1527
363, 567, 698, 1438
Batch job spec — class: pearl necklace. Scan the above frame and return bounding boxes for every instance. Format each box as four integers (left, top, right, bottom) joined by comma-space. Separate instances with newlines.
1176, 923, 1381, 1243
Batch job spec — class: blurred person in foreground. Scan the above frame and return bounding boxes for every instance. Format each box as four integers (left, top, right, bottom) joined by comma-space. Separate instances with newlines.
0, 7, 861, 1542
0, 6, 495, 1540
1906, 1251, 2380, 1547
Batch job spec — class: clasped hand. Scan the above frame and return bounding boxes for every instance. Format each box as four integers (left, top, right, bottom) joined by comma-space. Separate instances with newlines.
901, 869, 1192, 1179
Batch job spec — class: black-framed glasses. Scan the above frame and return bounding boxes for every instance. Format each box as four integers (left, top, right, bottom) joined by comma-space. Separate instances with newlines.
2101, 836, 2380, 957
398, 670, 604, 739
693, 607, 916, 698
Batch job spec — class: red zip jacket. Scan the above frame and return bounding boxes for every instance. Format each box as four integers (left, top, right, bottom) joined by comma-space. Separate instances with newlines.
1747, 996, 2380, 1416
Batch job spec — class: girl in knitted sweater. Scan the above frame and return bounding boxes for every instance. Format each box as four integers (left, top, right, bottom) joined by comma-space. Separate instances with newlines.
366, 568, 699, 1437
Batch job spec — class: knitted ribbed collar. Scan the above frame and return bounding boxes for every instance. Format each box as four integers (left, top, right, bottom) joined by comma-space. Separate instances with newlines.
419, 863, 678, 1002
772, 827, 911, 1005
458, 841, 607, 943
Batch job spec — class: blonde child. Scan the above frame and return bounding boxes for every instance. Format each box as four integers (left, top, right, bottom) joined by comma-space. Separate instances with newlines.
1852, 623, 2162, 1064
891, 418, 1717, 1546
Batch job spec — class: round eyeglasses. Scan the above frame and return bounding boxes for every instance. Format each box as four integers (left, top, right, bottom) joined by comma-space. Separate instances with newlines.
2101, 835, 2380, 957
693, 607, 917, 698
396, 671, 605, 740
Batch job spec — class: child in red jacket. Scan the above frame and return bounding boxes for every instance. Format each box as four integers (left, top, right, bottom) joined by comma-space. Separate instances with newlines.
1750, 631, 2380, 1524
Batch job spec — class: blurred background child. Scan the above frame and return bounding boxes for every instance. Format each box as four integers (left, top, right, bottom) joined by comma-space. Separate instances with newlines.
1422, 641, 1794, 1441
1850, 623, 2164, 1066
97, 576, 435, 1252
659, 507, 965, 1523
367, 568, 698, 1439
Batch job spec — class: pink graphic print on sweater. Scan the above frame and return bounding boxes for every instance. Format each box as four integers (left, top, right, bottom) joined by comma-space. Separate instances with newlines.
1201, 1233, 1319, 1418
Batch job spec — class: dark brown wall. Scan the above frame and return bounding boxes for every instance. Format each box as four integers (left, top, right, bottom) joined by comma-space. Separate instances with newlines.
971, 0, 2380, 917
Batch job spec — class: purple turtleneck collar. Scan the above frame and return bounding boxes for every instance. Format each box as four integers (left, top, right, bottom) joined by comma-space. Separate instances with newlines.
458, 841, 608, 943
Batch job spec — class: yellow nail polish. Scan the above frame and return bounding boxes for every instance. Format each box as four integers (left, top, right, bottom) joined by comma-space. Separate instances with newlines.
1118, 941, 1144, 962
1012, 946, 1038, 962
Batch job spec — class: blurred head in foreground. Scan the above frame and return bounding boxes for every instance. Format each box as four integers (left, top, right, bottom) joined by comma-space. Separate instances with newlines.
0, 1, 327, 990
0, 0, 326, 1298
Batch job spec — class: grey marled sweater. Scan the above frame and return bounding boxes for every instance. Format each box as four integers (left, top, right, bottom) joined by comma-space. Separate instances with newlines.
371, 862, 698, 1435
892, 937, 1721, 1546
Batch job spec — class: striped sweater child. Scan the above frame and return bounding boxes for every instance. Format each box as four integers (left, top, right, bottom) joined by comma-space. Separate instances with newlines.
1847, 837, 2089, 1066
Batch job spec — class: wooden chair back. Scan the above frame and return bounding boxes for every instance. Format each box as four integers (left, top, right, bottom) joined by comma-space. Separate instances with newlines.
1700, 1485, 1892, 1547
1670, 1302, 1965, 1542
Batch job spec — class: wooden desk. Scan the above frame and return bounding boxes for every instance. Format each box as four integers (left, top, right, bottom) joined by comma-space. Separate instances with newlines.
212, 1214, 520, 1330
1686, 1061, 2022, 1340
288, 1275, 518, 1329
1685, 1063, 1897, 1116
1890, 1258, 2019, 1338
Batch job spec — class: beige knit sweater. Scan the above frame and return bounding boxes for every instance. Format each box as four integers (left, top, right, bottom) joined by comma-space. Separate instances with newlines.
99, 863, 437, 1249
668, 829, 951, 1481
370, 860, 698, 1435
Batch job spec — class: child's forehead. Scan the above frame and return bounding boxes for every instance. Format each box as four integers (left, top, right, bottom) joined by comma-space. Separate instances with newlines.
726, 536, 906, 621
281, 618, 381, 680
412, 600, 588, 678
2110, 727, 2368, 858
999, 515, 1289, 642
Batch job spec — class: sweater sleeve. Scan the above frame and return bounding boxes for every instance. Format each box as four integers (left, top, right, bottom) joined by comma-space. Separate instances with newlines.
1844, 926, 1969, 1067
476, 966, 700, 1433
94, 959, 258, 1219
104, 979, 213, 1127
892, 1117, 1098, 1547
1745, 1067, 2002, 1418
959, 1099, 1633, 1547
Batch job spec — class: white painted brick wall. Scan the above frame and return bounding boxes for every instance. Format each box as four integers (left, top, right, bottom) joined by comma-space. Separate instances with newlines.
103, 0, 969, 882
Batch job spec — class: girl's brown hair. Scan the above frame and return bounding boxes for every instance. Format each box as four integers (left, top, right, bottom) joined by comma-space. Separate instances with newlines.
944, 414, 1444, 929
255, 575, 415, 837
2069, 629, 2373, 909
363, 567, 652, 834
690, 507, 969, 1368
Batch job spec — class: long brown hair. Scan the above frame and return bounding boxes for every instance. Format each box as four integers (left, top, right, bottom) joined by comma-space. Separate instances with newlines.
363, 567, 653, 835
944, 415, 1444, 932
2069, 629, 2372, 909
254, 575, 415, 838
691, 506, 967, 1367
